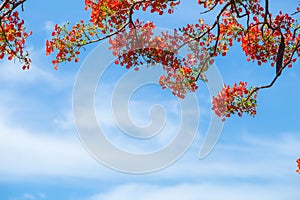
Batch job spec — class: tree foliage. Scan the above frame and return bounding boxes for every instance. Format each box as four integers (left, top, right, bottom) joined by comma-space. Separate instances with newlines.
1, 0, 300, 173
0, 0, 31, 69
45, 0, 300, 121
46, 0, 300, 173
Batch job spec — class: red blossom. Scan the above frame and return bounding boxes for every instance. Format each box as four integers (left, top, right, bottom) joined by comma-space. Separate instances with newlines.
212, 82, 257, 121
0, 1, 32, 69
46, 0, 300, 116
44, 0, 300, 174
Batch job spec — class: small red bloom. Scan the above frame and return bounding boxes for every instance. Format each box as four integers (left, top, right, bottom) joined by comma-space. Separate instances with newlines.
296, 158, 300, 174
212, 82, 258, 121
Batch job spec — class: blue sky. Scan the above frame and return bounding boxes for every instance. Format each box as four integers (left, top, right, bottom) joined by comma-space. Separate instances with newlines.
0, 1, 300, 200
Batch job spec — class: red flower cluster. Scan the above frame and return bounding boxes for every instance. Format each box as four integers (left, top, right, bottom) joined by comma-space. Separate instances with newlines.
109, 21, 211, 98
46, 0, 181, 70
84, 0, 180, 31
212, 82, 257, 121
296, 158, 300, 174
84, 0, 131, 33
46, 22, 94, 69
241, 11, 298, 68
46, 0, 300, 118
45, 1, 300, 173
0, 3, 32, 69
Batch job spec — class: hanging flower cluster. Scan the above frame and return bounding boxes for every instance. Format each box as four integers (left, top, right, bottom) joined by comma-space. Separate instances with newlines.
0, 2, 32, 69
46, 21, 99, 70
108, 20, 211, 98
46, 0, 181, 70
46, 0, 300, 118
240, 11, 298, 68
212, 82, 257, 121
45, 0, 300, 173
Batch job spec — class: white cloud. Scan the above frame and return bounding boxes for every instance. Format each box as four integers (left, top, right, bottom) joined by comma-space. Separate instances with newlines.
0, 47, 76, 90
0, 59, 53, 83
1, 108, 299, 182
9, 192, 46, 200
87, 182, 300, 200
0, 51, 298, 185
0, 118, 106, 181
23, 194, 35, 200
160, 132, 300, 181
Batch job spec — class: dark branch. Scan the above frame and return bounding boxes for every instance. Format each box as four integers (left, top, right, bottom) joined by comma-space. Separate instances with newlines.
275, 34, 285, 76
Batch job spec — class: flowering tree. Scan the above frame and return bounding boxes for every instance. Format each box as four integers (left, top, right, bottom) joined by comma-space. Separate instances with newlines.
0, 0, 31, 69
1, 0, 299, 173
297, 158, 300, 174
45, 0, 300, 120
46, 0, 300, 174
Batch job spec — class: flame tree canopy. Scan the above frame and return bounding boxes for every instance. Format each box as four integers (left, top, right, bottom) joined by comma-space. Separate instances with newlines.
0, 0, 299, 173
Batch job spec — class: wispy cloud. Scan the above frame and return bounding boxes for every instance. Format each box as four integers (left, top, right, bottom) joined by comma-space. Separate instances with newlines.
87, 182, 300, 200
0, 47, 76, 89
0, 57, 298, 182
0, 119, 104, 181
8, 192, 46, 200
0, 58, 53, 84
23, 193, 36, 200
1, 107, 299, 182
